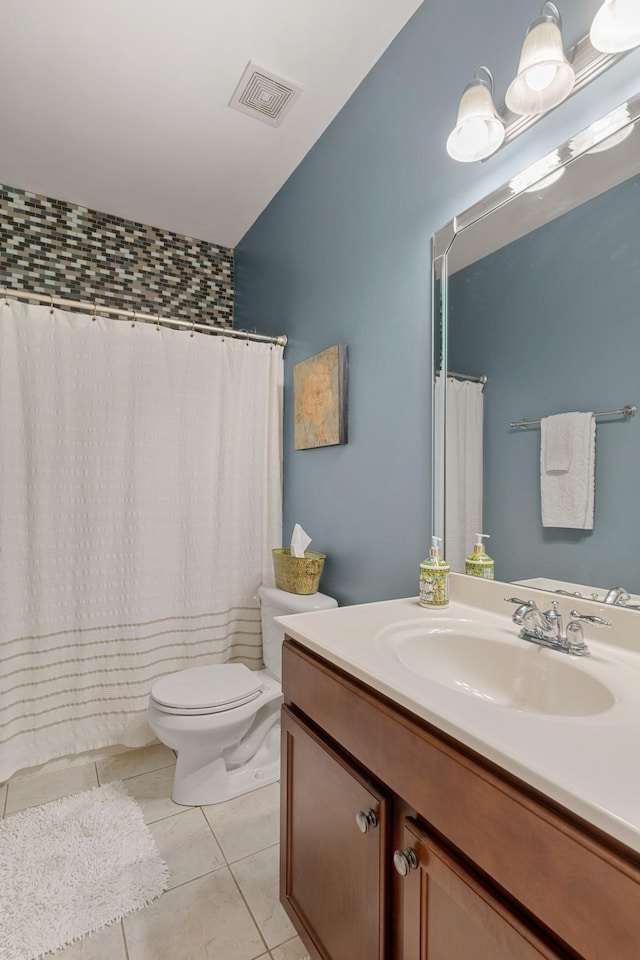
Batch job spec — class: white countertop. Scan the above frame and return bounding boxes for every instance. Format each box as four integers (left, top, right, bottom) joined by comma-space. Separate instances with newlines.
277, 573, 640, 855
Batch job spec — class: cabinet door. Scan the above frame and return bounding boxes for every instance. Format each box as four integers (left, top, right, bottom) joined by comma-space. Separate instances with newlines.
397, 819, 570, 960
281, 706, 389, 960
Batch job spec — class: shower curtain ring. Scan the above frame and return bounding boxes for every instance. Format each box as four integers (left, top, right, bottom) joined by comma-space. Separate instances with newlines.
49, 295, 55, 315
190, 318, 196, 338
131, 310, 137, 329
156, 312, 161, 331
92, 301, 97, 321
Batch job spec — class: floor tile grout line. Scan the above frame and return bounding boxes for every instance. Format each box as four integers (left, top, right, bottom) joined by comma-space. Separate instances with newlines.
199, 804, 232, 862
142, 861, 271, 957
156, 860, 229, 894
4, 755, 176, 817
97, 759, 177, 787
119, 919, 131, 960
227, 854, 273, 957
143, 804, 191, 827
226, 839, 280, 867
228, 843, 298, 956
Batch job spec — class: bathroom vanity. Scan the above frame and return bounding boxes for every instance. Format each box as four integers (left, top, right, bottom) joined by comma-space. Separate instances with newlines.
277, 576, 640, 960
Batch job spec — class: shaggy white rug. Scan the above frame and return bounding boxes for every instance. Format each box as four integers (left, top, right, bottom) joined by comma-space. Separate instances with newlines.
0, 780, 169, 960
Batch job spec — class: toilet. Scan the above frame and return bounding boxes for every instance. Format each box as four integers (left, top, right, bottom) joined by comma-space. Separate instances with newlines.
147, 585, 337, 805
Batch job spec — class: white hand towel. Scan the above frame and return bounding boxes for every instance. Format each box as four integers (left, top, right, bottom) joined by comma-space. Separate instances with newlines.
540, 412, 595, 529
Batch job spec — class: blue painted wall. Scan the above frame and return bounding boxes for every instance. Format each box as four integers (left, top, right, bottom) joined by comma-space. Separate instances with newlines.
235, 0, 640, 606
449, 174, 640, 592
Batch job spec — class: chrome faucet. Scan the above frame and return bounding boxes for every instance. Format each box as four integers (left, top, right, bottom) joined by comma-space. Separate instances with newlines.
603, 586, 631, 605
504, 598, 610, 656
601, 586, 640, 610
554, 585, 640, 610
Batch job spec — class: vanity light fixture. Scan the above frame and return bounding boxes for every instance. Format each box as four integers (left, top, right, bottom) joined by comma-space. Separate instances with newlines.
445, 66, 505, 162
447, 2, 638, 162
505, 2, 575, 115
590, 0, 640, 53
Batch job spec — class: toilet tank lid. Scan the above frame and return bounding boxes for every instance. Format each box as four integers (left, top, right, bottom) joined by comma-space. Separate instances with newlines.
258, 584, 338, 613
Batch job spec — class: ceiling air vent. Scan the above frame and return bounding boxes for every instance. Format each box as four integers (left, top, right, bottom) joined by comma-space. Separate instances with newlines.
229, 61, 302, 127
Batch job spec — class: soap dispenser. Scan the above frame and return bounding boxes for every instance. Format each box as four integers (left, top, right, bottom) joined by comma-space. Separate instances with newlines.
419, 536, 450, 608
465, 533, 494, 580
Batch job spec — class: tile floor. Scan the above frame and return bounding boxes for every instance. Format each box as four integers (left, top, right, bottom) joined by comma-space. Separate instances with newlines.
2, 744, 309, 960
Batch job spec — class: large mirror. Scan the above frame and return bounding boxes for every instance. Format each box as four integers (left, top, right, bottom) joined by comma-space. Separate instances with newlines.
432, 92, 640, 604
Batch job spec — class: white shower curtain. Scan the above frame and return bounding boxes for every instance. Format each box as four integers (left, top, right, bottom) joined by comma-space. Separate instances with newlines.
444, 378, 484, 574
0, 299, 283, 780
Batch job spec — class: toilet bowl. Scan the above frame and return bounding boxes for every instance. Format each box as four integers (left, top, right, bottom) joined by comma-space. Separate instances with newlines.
147, 585, 337, 805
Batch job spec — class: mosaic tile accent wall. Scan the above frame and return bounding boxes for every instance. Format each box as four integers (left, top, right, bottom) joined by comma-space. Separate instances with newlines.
0, 184, 234, 326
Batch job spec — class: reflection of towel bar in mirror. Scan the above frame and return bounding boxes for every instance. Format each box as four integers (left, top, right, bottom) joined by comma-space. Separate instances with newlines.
447, 370, 487, 384
510, 404, 637, 430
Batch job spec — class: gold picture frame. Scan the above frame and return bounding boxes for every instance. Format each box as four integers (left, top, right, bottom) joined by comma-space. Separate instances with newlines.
293, 344, 348, 450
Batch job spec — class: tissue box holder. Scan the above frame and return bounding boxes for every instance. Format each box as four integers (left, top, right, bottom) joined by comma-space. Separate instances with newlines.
272, 548, 326, 595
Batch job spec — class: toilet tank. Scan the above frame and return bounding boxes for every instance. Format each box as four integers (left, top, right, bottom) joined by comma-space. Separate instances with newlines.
258, 585, 338, 680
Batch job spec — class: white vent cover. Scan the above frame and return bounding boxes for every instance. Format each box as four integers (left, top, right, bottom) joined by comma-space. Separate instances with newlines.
229, 61, 302, 127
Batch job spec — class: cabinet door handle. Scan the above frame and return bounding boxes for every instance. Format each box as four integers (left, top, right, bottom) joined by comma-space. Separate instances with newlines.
393, 847, 419, 877
355, 809, 378, 834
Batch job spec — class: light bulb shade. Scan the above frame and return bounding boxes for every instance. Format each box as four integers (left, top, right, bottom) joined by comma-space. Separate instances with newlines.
590, 0, 640, 52
506, 19, 575, 115
446, 80, 505, 162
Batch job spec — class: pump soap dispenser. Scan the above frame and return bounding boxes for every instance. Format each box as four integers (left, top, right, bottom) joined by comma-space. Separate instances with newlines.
419, 536, 450, 607
465, 533, 494, 580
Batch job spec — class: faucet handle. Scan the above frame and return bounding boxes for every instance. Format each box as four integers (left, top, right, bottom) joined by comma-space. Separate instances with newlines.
504, 597, 534, 606
569, 610, 612, 627
564, 610, 610, 656
543, 600, 562, 619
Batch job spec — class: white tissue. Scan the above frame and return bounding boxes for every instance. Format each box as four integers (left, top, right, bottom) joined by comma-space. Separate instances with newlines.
290, 524, 312, 558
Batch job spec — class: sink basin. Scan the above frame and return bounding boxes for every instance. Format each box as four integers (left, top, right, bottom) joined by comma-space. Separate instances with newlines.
375, 626, 615, 717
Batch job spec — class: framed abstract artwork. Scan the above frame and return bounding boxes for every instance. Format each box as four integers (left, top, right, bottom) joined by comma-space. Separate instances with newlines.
293, 344, 348, 450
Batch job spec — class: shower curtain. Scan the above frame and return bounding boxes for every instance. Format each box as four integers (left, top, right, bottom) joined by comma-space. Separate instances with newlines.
0, 298, 283, 781
443, 378, 484, 574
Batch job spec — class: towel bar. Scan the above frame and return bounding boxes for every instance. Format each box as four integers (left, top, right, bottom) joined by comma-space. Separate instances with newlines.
510, 404, 636, 430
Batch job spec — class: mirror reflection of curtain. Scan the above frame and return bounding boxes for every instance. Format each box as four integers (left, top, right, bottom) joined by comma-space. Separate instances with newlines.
445, 378, 484, 573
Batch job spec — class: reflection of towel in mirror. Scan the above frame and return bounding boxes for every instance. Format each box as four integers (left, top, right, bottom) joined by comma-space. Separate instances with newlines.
540, 412, 595, 529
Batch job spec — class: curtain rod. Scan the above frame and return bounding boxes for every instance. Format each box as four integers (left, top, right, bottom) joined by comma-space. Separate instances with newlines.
1, 287, 287, 348
448, 369, 487, 384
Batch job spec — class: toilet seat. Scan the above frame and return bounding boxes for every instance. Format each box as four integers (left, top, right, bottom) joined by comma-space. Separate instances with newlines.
150, 663, 265, 716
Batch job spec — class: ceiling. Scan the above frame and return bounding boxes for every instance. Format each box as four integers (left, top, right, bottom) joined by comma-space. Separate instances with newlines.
0, 0, 422, 249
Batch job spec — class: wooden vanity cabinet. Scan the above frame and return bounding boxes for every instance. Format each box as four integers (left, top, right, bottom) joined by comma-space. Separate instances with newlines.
398, 818, 568, 960
280, 638, 640, 960
280, 706, 389, 960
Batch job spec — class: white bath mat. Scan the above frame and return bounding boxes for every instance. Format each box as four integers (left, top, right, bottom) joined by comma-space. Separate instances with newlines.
0, 780, 169, 960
